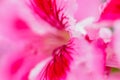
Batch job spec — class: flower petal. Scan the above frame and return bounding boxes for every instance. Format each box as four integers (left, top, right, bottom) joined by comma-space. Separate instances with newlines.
100, 0, 120, 20
31, 0, 77, 29
74, 0, 101, 21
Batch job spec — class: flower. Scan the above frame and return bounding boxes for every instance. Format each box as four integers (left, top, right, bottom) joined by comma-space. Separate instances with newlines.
1, 0, 120, 80
0, 0, 76, 80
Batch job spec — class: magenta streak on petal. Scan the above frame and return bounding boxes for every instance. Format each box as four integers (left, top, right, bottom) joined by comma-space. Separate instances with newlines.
39, 44, 73, 80
11, 58, 24, 74
14, 18, 30, 31
31, 0, 68, 30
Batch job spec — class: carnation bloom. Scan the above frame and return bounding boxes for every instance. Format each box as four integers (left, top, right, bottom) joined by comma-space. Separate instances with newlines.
1, 0, 120, 80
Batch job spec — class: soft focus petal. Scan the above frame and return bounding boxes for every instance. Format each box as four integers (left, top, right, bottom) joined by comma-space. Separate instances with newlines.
100, 0, 120, 20
107, 20, 120, 68
31, 0, 77, 30
67, 38, 106, 80
108, 72, 120, 80
74, 0, 102, 21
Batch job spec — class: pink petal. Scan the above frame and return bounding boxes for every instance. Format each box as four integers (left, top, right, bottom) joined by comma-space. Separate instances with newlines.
108, 72, 120, 80
67, 38, 106, 80
31, 0, 77, 29
74, 0, 101, 21
107, 20, 120, 68
100, 0, 120, 20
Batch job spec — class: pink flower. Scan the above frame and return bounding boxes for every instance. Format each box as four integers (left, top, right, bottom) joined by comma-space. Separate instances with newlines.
1, 0, 120, 80
0, 0, 76, 80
